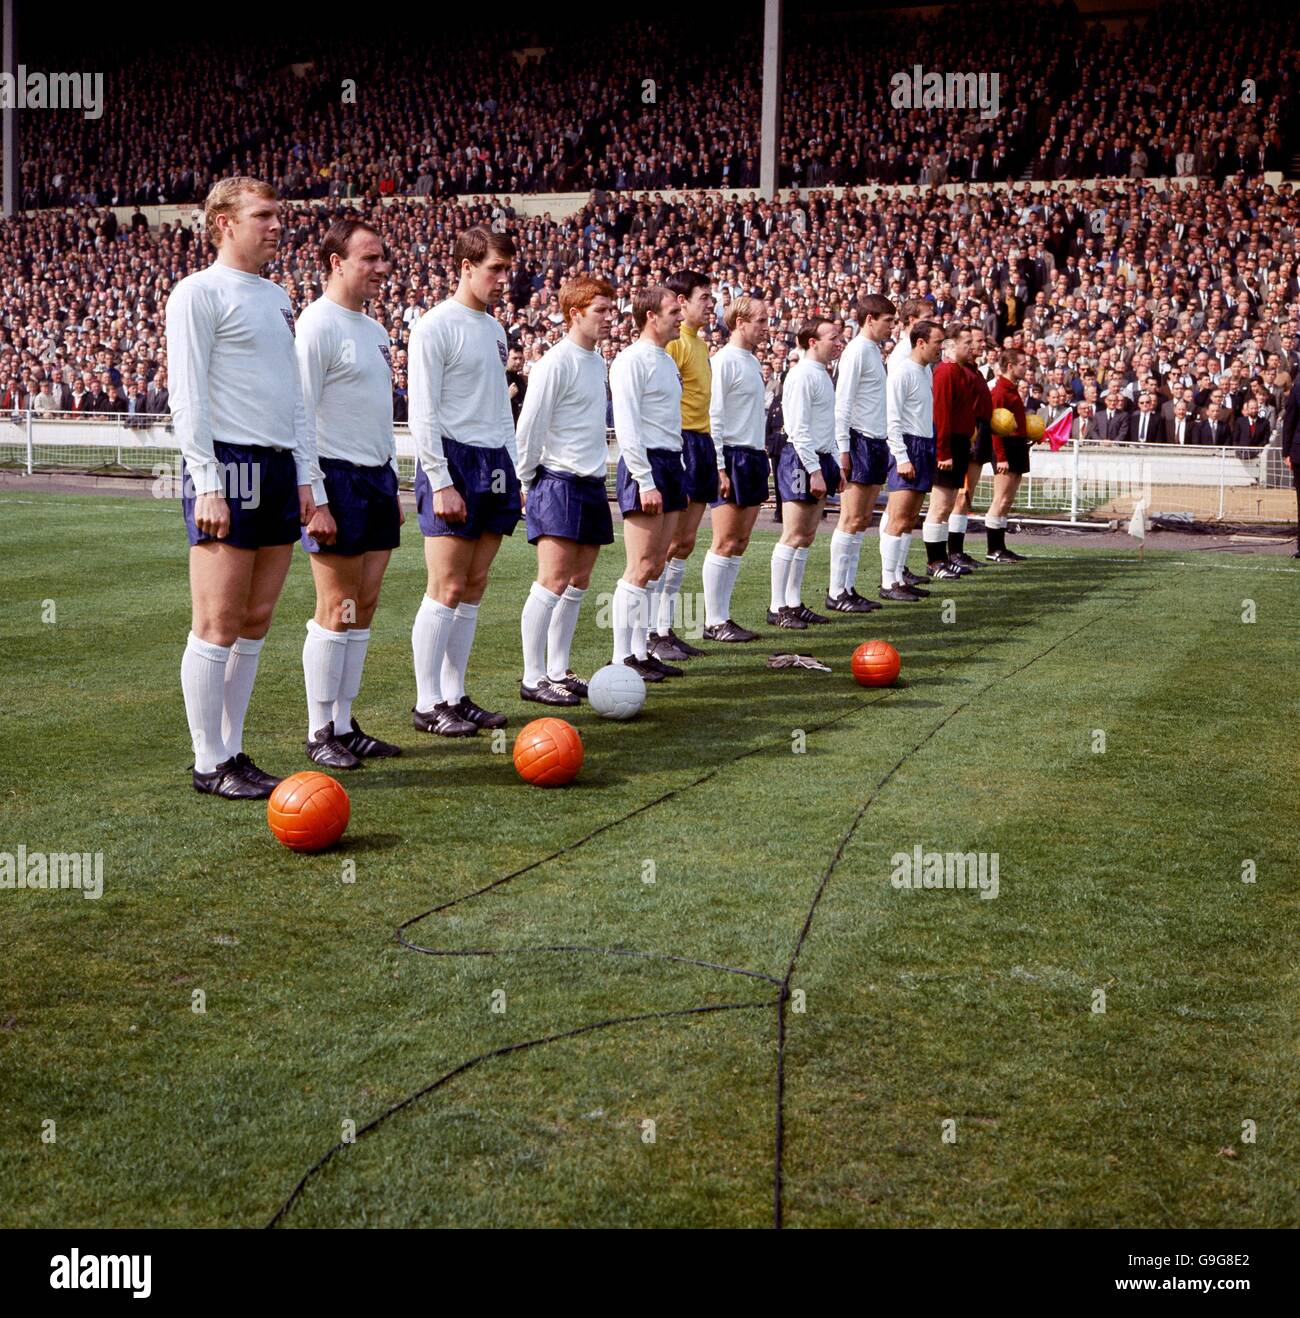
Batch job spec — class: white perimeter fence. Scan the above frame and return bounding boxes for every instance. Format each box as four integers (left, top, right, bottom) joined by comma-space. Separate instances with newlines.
1, 412, 1295, 525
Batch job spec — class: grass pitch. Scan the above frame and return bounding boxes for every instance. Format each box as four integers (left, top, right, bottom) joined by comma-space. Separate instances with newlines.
1, 492, 1296, 1228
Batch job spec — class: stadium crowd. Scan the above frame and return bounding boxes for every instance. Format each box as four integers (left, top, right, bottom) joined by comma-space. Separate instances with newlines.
14, 1, 1296, 210
2, 175, 1297, 453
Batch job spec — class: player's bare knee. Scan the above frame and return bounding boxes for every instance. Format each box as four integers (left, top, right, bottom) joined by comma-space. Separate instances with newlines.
193, 611, 240, 648
239, 601, 275, 638
316, 599, 349, 631
432, 578, 465, 609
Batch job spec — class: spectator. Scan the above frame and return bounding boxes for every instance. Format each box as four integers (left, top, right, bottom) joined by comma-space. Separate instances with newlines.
505, 347, 528, 422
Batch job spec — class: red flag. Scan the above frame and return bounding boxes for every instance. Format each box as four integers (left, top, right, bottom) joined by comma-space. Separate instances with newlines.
1045, 407, 1074, 451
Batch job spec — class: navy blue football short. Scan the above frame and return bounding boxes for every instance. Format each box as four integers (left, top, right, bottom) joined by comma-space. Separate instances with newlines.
885, 434, 936, 493
775, 443, 841, 503
525, 465, 614, 545
711, 445, 770, 509
680, 428, 720, 503
303, 457, 401, 556
415, 436, 521, 539
616, 449, 688, 514
182, 441, 299, 549
846, 429, 890, 486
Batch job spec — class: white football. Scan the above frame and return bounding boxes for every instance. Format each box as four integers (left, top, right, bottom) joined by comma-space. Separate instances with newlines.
587, 663, 647, 720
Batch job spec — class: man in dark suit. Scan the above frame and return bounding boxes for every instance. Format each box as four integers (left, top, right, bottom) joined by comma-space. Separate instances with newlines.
1168, 401, 1197, 447
1232, 400, 1270, 454
145, 373, 169, 415
1087, 390, 1131, 443
1130, 394, 1167, 444
1198, 403, 1234, 447
505, 347, 528, 423
1282, 377, 1300, 556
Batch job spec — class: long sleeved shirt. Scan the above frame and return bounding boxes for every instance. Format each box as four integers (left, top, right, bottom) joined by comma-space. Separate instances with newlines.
886, 354, 934, 459
931, 360, 978, 463
707, 342, 766, 467
964, 362, 1001, 460
295, 295, 397, 473
408, 297, 515, 490
834, 333, 887, 451
783, 355, 836, 472
609, 337, 683, 495
514, 336, 609, 484
165, 263, 323, 502
963, 362, 993, 421
990, 376, 1028, 444
665, 322, 712, 434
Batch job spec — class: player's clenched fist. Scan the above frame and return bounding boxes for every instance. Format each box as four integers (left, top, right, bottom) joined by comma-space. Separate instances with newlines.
433, 485, 468, 524
193, 493, 231, 539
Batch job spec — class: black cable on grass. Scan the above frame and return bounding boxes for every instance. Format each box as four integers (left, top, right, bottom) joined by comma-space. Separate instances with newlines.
266, 999, 774, 1229
266, 689, 897, 1229
268, 565, 1134, 1229
772, 604, 1118, 1228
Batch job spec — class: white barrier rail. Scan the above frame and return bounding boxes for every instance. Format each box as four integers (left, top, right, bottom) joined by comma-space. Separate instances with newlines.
1, 413, 1294, 524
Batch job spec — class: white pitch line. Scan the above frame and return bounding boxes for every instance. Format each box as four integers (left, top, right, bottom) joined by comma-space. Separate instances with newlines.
1041, 554, 1300, 574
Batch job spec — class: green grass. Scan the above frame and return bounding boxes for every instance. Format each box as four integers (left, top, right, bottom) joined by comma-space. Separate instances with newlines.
1, 492, 1296, 1228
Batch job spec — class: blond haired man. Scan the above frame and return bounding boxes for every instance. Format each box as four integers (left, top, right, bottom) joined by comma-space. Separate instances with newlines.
168, 177, 329, 798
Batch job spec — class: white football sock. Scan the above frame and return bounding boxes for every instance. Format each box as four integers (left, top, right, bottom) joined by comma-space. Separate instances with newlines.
726, 553, 744, 612
221, 634, 264, 758
521, 581, 561, 687
656, 557, 686, 635
546, 585, 586, 681
440, 602, 479, 706
612, 579, 647, 662
845, 530, 866, 592
923, 520, 949, 561
898, 531, 913, 578
879, 532, 901, 588
829, 529, 855, 597
412, 595, 456, 712
334, 627, 370, 733
181, 631, 230, 774
644, 573, 664, 637
770, 542, 796, 611
703, 550, 731, 626
949, 512, 969, 535
303, 620, 348, 739
785, 546, 809, 608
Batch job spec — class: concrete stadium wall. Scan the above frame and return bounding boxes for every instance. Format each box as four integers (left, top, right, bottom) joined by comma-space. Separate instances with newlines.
38, 173, 1292, 233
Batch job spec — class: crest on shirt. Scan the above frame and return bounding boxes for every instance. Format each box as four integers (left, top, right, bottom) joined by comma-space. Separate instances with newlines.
377, 342, 393, 370
497, 340, 508, 367
280, 308, 296, 338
